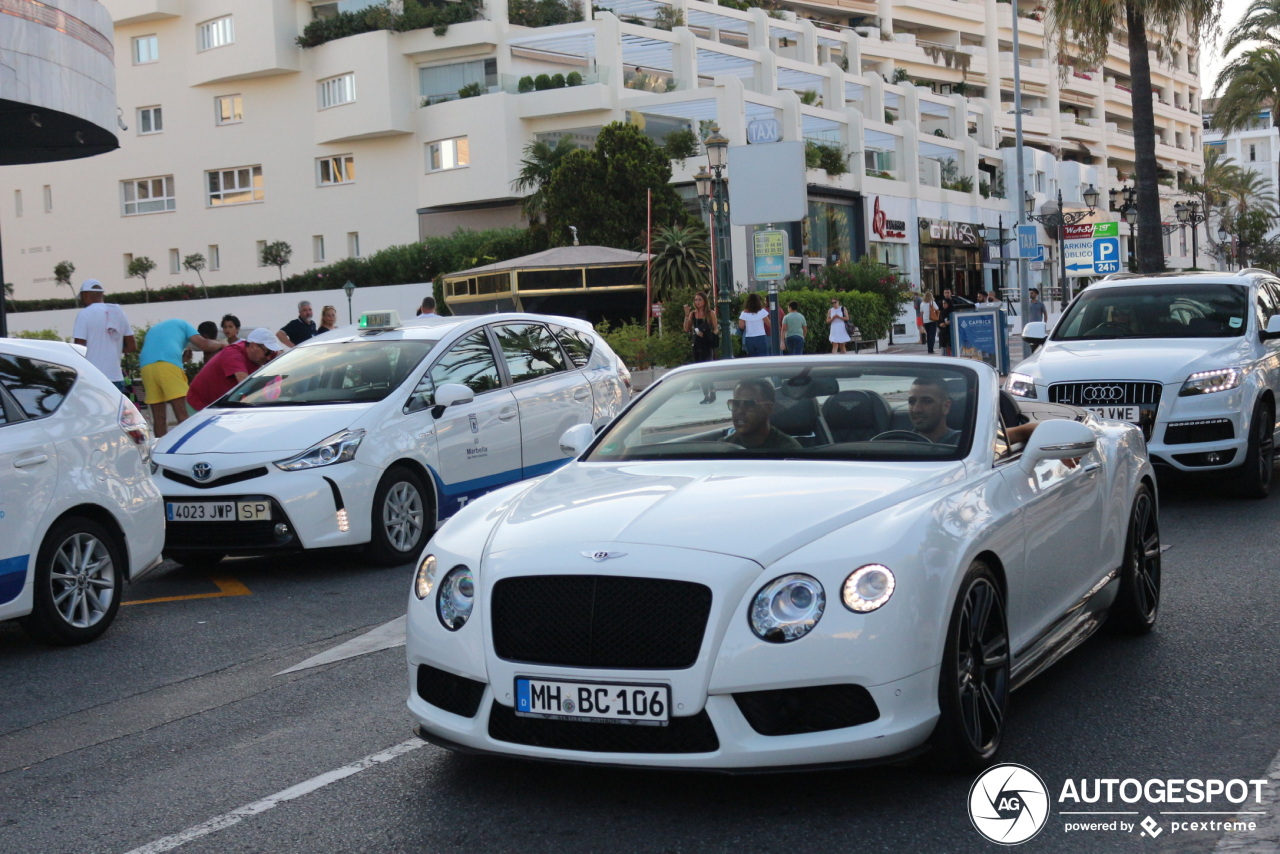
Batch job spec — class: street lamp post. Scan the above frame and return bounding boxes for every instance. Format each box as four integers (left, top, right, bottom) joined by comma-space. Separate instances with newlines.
695, 124, 734, 360
343, 279, 355, 324
1025, 185, 1099, 309
1123, 203, 1138, 271
982, 215, 1016, 312
1217, 222, 1234, 270
1175, 201, 1207, 269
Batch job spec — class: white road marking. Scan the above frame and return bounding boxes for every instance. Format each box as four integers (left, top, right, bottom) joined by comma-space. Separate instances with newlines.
1214, 745, 1280, 852
121, 738, 426, 854
274, 615, 406, 676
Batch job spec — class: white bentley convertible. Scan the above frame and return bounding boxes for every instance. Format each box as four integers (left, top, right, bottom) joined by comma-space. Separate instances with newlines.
405, 356, 1160, 771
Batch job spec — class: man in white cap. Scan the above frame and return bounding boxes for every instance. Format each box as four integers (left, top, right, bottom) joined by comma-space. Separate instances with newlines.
72, 279, 136, 393
186, 327, 284, 412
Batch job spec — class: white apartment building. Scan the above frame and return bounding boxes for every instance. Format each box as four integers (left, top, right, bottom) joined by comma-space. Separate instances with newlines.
0, 0, 1204, 317
1202, 101, 1280, 264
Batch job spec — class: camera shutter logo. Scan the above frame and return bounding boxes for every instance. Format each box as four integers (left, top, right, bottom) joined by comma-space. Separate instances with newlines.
192, 462, 213, 481
968, 763, 1050, 845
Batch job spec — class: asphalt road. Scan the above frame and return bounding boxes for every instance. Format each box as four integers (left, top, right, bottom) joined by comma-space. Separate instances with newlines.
1, 477, 1277, 854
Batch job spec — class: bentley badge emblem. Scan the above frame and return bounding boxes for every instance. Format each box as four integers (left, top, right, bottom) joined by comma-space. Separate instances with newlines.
581, 550, 626, 562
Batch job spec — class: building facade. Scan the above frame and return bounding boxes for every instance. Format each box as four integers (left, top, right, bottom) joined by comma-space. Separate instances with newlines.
0, 0, 1205, 315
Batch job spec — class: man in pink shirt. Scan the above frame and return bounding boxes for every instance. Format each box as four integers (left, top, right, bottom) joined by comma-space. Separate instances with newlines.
187, 327, 283, 411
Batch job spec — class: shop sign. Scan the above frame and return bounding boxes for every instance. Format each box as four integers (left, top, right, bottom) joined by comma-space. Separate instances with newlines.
919, 218, 980, 247
869, 196, 909, 242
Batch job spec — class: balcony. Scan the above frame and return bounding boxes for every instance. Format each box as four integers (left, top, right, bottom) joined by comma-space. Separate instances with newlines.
110, 0, 181, 25
188, 6, 301, 86
312, 30, 412, 144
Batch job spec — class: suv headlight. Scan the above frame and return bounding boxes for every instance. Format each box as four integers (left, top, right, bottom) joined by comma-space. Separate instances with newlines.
273, 429, 365, 471
750, 574, 825, 643
1005, 372, 1038, 399
1179, 368, 1242, 396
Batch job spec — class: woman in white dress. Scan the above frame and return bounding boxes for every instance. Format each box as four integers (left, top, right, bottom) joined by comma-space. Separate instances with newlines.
827, 297, 851, 354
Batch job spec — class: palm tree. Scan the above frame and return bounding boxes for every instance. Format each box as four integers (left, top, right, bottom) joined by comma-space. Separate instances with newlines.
1046, 0, 1223, 274
649, 223, 711, 299
511, 135, 577, 227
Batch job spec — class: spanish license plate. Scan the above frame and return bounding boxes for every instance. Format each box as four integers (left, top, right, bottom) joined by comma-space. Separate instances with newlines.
515, 677, 670, 725
166, 500, 272, 522
1085, 405, 1140, 424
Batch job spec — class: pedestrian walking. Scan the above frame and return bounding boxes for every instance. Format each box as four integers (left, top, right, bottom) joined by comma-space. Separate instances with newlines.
683, 291, 719, 403
782, 301, 807, 355
221, 314, 242, 344
187, 328, 284, 412
418, 296, 438, 317
72, 279, 136, 393
738, 292, 771, 357
1027, 288, 1047, 324
913, 291, 925, 344
139, 318, 224, 437
827, 296, 850, 354
314, 304, 338, 335
277, 300, 317, 347
921, 290, 941, 354
938, 288, 955, 356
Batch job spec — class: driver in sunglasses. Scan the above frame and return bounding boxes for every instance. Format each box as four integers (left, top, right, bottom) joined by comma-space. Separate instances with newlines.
721, 379, 802, 451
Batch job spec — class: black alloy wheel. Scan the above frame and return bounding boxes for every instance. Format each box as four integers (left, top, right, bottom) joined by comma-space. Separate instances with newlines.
1235, 399, 1274, 499
1110, 484, 1161, 635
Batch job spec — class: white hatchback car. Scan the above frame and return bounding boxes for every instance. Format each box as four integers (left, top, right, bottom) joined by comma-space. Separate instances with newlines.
0, 338, 163, 644
1010, 270, 1280, 497
153, 312, 631, 567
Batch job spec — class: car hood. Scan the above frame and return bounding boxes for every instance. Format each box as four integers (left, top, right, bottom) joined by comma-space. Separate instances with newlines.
484, 459, 963, 566
155, 406, 367, 455
1020, 337, 1252, 382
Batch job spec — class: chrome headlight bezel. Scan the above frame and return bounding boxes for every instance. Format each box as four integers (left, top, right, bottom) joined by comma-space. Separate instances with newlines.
413, 553, 437, 601
273, 428, 365, 471
1005, 372, 1038, 399
842, 564, 896, 613
1178, 368, 1243, 397
436, 565, 475, 631
749, 574, 825, 643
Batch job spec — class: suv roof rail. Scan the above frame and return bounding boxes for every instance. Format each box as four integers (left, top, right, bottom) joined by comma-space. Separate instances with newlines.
1239, 267, 1275, 277
1099, 272, 1145, 281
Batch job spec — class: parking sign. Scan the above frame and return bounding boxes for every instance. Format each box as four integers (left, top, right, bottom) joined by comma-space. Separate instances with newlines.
1093, 237, 1121, 274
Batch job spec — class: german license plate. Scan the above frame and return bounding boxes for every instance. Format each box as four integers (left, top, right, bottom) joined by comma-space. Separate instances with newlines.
166, 500, 272, 522
1085, 405, 1139, 423
515, 677, 670, 725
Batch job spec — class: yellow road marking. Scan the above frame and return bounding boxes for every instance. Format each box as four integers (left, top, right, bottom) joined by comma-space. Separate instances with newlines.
123, 575, 252, 606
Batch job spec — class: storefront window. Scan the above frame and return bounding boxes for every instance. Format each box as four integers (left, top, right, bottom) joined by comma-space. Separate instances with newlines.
807, 199, 855, 263
868, 242, 909, 271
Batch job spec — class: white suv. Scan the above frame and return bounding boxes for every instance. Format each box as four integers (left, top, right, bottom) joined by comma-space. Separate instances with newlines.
0, 338, 164, 643
1008, 270, 1280, 497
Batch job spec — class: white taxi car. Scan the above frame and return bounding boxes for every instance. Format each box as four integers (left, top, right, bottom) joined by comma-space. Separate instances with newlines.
1010, 270, 1280, 497
153, 312, 630, 567
0, 338, 163, 644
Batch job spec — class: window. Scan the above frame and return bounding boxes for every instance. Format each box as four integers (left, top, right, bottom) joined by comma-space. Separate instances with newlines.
169, 248, 181, 274
198, 16, 234, 51
123, 253, 133, 276
313, 235, 325, 262
1250, 144, 1258, 162
0, 355, 76, 419
318, 73, 356, 109
553, 326, 595, 368
419, 59, 497, 105
206, 165, 263, 207
137, 106, 163, 135
317, 155, 355, 186
256, 240, 267, 266
494, 323, 566, 384
14, 190, 21, 218
348, 232, 361, 257
122, 176, 176, 215
133, 35, 158, 64
43, 185, 52, 213
428, 331, 503, 395
208, 245, 221, 271
216, 95, 243, 125
427, 137, 469, 172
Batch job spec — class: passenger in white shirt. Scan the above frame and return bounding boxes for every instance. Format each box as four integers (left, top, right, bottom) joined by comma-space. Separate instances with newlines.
71, 279, 136, 393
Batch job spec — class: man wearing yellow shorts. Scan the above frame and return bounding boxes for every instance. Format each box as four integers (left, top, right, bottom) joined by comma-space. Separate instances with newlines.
139, 318, 225, 437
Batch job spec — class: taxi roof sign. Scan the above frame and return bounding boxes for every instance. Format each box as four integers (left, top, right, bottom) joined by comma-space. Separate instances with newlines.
359, 310, 401, 330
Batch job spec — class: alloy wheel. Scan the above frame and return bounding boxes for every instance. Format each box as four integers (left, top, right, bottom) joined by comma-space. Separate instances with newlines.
956, 577, 1009, 754
50, 533, 116, 629
1129, 491, 1161, 621
382, 481, 424, 553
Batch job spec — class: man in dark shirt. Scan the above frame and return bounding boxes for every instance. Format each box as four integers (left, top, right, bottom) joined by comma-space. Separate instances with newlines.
721, 379, 802, 451
909, 376, 963, 445
278, 300, 317, 347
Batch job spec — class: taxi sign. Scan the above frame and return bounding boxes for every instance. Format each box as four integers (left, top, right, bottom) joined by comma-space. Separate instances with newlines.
359, 310, 401, 330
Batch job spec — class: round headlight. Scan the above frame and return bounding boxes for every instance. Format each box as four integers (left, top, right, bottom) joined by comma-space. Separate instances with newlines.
842, 564, 896, 613
437, 565, 475, 630
750, 574, 825, 643
413, 553, 437, 600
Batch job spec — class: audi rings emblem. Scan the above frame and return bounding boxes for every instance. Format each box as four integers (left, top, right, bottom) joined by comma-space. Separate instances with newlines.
1081, 385, 1125, 402
192, 462, 213, 481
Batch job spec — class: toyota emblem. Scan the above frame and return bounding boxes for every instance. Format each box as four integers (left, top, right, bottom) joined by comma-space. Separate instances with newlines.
192, 462, 213, 481
1081, 385, 1125, 402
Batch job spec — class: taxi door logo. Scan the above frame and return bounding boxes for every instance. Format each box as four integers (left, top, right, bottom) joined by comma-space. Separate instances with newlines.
968, 763, 1050, 844
469, 414, 479, 434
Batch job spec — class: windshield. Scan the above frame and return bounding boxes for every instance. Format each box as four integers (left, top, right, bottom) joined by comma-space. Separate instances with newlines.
219, 340, 437, 407
1053, 284, 1248, 341
586, 362, 978, 462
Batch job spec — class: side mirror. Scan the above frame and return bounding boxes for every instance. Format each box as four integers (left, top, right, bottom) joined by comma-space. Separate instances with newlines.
1262, 315, 1280, 341
559, 423, 596, 457
1018, 419, 1097, 474
430, 383, 474, 418
1021, 321, 1048, 345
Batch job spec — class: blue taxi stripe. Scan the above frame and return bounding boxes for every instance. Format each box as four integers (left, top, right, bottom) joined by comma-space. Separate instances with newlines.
426, 456, 573, 519
0, 554, 29, 605
165, 414, 222, 454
